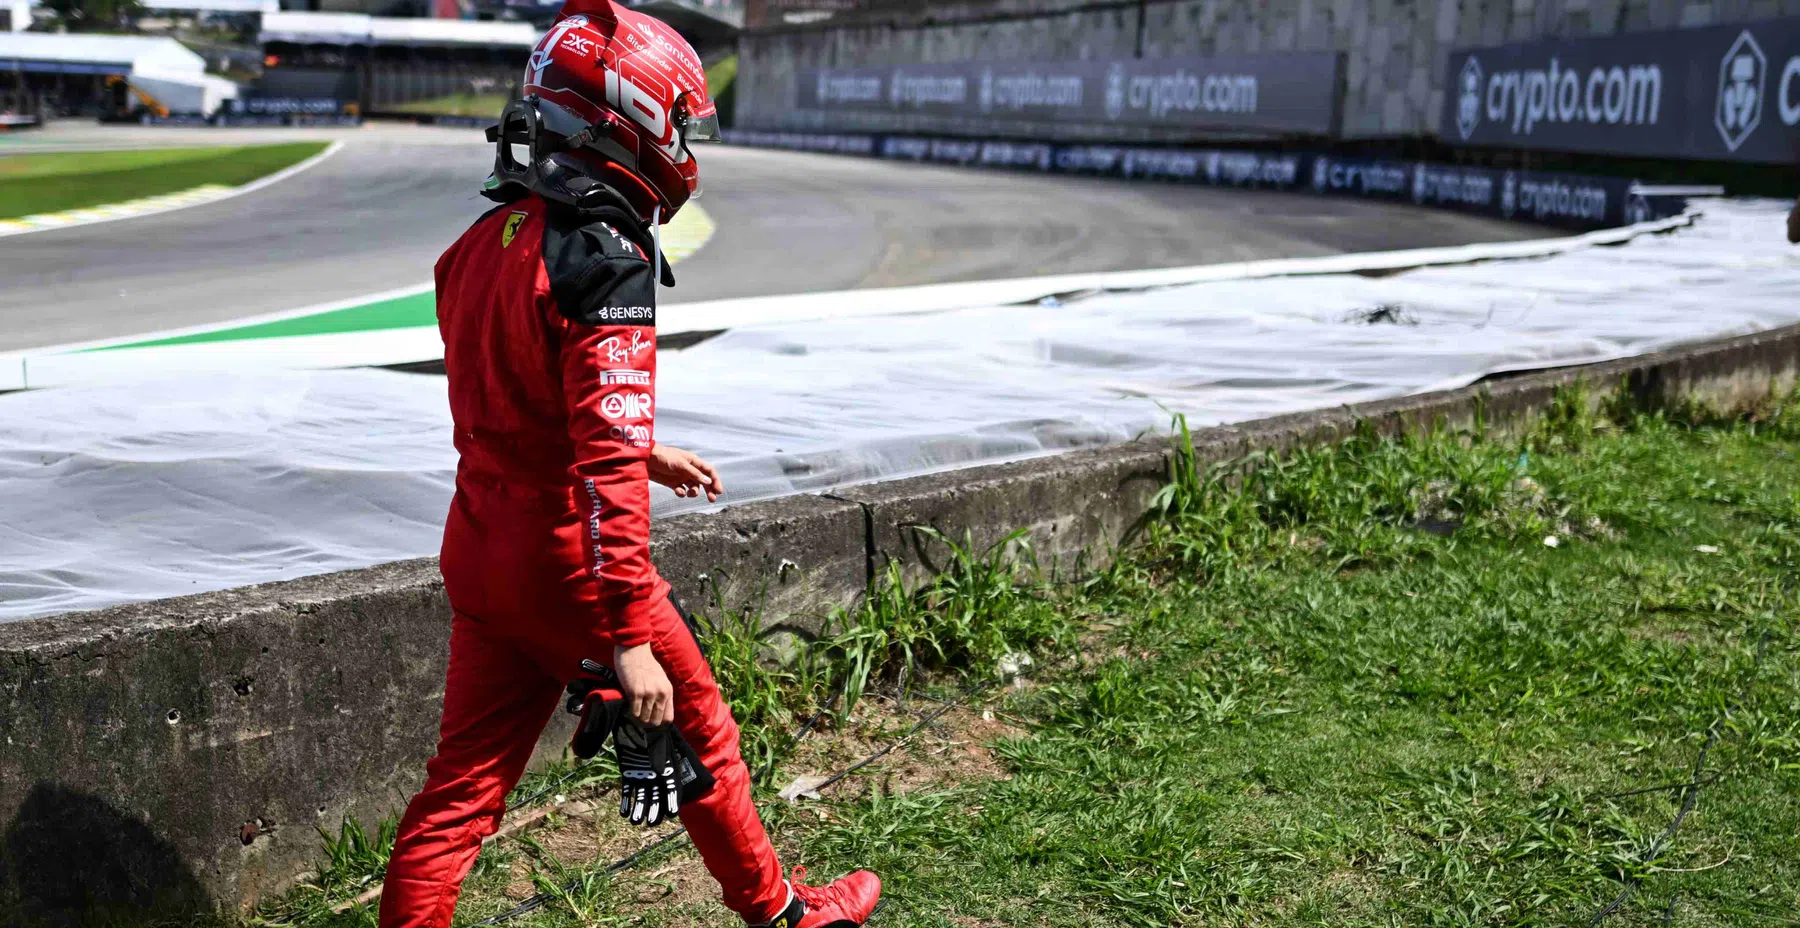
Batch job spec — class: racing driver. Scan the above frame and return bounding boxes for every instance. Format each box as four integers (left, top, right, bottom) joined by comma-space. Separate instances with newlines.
377, 3, 881, 926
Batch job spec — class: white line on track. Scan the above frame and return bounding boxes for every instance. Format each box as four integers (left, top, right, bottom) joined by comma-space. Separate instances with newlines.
0, 206, 1697, 392
0, 139, 345, 239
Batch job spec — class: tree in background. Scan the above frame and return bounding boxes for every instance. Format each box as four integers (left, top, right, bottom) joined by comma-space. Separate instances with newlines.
40, 0, 143, 31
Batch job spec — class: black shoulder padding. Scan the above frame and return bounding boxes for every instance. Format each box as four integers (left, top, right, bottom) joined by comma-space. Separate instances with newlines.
541, 209, 658, 328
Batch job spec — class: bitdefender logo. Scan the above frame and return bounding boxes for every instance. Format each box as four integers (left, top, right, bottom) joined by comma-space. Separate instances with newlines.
1456, 57, 1483, 140
1716, 30, 1766, 151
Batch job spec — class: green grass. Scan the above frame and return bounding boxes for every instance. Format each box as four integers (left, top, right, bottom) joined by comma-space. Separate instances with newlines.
235, 385, 1800, 927
0, 142, 329, 219
706, 55, 737, 128
387, 93, 513, 118
382, 57, 733, 124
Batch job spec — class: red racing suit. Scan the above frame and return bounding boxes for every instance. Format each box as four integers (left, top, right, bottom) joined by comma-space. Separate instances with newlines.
378, 194, 786, 927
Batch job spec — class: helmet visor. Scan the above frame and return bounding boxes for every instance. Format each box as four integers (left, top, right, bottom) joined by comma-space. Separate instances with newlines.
677, 110, 723, 143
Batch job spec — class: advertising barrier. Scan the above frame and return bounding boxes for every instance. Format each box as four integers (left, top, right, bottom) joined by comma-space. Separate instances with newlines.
728, 130, 1679, 230
799, 52, 1344, 136
1443, 17, 1800, 163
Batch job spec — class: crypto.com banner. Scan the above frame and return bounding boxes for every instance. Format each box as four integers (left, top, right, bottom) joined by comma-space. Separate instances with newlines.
1442, 18, 1800, 162
797, 53, 1343, 135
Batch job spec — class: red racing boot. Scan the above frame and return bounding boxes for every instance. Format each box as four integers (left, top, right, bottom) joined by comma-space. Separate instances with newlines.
752, 867, 882, 928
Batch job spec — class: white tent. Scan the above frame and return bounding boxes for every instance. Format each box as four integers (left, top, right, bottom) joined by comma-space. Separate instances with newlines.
0, 33, 236, 115
260, 10, 537, 48
143, 0, 280, 13
0, 32, 205, 74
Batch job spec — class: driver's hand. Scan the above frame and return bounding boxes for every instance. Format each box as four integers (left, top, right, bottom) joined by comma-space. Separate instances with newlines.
613, 643, 674, 726
648, 444, 723, 503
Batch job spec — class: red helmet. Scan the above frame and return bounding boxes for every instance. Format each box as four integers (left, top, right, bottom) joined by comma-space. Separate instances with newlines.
490, 0, 720, 221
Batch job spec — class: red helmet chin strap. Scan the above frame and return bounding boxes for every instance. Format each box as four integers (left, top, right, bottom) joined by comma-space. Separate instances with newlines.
567, 152, 665, 224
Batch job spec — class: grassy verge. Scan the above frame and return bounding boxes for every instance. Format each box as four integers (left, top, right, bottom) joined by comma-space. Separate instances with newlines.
386, 94, 512, 118
706, 55, 737, 129
254, 385, 1799, 927
0, 142, 330, 219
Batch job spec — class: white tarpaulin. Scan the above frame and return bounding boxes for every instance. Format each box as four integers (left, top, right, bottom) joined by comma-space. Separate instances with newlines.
4, 198, 1797, 621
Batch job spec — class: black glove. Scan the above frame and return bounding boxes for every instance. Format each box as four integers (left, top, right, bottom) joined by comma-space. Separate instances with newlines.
565, 659, 626, 760
565, 658, 715, 826
614, 719, 715, 826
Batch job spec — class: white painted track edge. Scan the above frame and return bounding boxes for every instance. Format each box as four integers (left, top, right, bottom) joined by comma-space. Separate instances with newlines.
0, 205, 1702, 391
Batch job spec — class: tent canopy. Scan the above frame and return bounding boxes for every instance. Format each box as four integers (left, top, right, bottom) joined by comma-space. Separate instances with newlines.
260, 11, 538, 48
0, 32, 205, 75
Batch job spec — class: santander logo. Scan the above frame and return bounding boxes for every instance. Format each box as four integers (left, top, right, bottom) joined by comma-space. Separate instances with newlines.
527, 17, 682, 161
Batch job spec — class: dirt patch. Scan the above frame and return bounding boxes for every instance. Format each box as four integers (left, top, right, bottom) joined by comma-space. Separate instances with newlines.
773, 689, 1024, 806
616, 851, 736, 923
472, 679, 1032, 923
1625, 622, 1699, 645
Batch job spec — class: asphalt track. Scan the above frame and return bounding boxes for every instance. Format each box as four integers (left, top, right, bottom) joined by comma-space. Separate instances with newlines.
0, 122, 1555, 352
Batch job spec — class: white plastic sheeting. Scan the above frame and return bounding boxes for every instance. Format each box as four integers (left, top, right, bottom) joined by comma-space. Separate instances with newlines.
4, 198, 1797, 621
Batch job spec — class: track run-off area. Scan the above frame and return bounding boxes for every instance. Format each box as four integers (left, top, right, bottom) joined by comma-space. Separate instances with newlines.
7, 123, 1799, 620
0, 121, 1550, 354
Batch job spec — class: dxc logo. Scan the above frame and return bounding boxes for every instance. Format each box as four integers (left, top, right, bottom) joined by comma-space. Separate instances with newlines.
1716, 30, 1767, 151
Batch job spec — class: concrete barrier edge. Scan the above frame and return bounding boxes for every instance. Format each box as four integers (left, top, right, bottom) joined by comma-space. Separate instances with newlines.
3, 321, 1797, 914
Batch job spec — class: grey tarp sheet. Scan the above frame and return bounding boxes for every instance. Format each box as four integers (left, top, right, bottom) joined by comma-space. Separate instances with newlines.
4, 199, 1796, 620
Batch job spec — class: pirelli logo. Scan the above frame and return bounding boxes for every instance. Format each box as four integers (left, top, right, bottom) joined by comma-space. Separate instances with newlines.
589, 305, 657, 325
599, 369, 650, 386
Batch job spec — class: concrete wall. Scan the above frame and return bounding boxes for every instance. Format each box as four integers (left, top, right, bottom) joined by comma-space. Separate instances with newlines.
736, 0, 1800, 140
4, 320, 1799, 918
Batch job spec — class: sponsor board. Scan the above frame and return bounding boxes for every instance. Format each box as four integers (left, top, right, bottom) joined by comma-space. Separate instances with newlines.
1054, 145, 1128, 173
979, 141, 1054, 170
728, 130, 878, 154
237, 96, 346, 116
1205, 150, 1304, 188
880, 135, 931, 160
726, 131, 1672, 230
1443, 17, 1800, 162
798, 52, 1343, 136
1414, 163, 1634, 225
1122, 148, 1205, 180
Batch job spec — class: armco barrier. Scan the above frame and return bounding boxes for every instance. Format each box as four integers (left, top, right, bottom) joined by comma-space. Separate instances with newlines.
136, 113, 365, 128
4, 319, 1799, 916
365, 112, 493, 129
728, 130, 1681, 230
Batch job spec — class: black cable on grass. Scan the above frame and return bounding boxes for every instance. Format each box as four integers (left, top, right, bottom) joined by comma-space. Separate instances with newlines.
473, 678, 855, 926
506, 756, 606, 815
473, 677, 996, 926
1595, 770, 1723, 802
804, 676, 993, 797
1588, 629, 1773, 926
